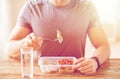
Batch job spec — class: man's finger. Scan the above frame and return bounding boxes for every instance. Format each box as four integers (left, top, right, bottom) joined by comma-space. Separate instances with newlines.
74, 57, 85, 64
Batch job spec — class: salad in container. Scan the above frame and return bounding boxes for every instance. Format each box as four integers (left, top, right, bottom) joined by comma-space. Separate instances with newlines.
38, 57, 77, 74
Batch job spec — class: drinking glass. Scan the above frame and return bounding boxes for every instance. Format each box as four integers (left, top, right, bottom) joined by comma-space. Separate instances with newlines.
21, 47, 33, 79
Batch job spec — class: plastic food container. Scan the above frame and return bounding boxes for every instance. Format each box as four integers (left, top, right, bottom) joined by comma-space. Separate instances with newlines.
38, 57, 77, 74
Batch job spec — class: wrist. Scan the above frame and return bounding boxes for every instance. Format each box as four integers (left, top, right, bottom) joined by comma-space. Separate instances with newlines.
91, 56, 100, 70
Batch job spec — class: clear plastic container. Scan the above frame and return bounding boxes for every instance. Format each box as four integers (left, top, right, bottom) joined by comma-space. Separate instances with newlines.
38, 57, 76, 74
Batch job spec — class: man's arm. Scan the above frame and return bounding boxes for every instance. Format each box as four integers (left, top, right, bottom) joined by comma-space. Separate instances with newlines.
72, 1, 110, 74
6, 26, 31, 59
88, 24, 110, 65
73, 22, 110, 75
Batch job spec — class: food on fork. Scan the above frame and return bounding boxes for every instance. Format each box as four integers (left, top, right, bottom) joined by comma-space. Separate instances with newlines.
57, 29, 63, 44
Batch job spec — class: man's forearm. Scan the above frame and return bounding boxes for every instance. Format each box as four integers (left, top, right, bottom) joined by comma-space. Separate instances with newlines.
92, 45, 110, 65
6, 39, 24, 58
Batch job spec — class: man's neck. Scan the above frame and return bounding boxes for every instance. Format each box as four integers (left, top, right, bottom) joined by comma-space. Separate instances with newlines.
49, 0, 71, 6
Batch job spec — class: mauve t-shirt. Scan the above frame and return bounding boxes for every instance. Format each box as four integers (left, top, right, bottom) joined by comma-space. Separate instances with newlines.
16, 0, 100, 58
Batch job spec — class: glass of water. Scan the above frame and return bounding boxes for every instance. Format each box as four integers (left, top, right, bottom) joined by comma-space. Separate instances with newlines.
21, 47, 33, 79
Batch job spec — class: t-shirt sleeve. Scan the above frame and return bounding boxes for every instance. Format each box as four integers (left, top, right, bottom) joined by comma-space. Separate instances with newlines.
88, 1, 101, 28
16, 1, 32, 31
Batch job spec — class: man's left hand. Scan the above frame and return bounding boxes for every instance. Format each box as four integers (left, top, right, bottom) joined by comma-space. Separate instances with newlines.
72, 57, 98, 75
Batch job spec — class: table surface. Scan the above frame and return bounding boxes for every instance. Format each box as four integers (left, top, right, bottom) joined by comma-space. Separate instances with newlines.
0, 58, 120, 79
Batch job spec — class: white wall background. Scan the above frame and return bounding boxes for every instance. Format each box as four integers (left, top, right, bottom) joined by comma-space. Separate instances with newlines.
0, 0, 10, 55
0, 0, 26, 58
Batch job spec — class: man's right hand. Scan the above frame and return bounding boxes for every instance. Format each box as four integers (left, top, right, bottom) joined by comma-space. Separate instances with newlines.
23, 33, 43, 51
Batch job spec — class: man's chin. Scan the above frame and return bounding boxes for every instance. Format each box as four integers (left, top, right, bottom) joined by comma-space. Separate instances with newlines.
50, 0, 70, 6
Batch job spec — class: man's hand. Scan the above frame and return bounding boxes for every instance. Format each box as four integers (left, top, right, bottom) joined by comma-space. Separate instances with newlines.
72, 57, 98, 75
23, 33, 43, 51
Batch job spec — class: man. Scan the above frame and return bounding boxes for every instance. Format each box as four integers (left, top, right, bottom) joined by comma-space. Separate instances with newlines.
6, 0, 110, 74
